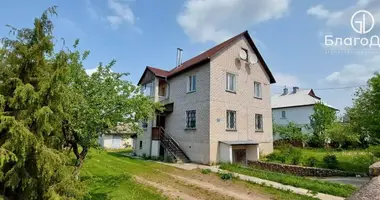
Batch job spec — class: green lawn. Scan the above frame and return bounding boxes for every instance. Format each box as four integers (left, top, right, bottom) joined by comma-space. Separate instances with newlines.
264, 147, 378, 173
81, 150, 167, 200
81, 150, 319, 200
220, 163, 357, 197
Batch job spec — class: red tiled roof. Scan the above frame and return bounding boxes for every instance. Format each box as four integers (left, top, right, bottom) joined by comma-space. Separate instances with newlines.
146, 66, 170, 77
139, 31, 276, 84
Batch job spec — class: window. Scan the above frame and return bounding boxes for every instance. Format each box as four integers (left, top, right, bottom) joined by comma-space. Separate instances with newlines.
281, 111, 286, 119
241, 48, 248, 61
188, 75, 196, 92
255, 114, 263, 132
142, 119, 148, 129
142, 82, 154, 97
186, 110, 196, 128
139, 141, 143, 149
254, 82, 262, 98
227, 110, 237, 130
226, 73, 236, 92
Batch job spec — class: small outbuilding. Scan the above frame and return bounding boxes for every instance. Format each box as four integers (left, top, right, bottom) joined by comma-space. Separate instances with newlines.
98, 124, 135, 149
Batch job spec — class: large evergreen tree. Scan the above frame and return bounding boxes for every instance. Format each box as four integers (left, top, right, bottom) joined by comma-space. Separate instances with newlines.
0, 7, 84, 199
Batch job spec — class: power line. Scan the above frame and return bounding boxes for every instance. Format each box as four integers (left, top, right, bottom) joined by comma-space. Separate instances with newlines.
270, 84, 366, 91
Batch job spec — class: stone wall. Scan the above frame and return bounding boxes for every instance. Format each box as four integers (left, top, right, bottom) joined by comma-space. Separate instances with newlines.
248, 161, 366, 177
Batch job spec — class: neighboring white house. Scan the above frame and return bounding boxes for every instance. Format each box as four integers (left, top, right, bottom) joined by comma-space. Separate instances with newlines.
98, 124, 135, 149
134, 31, 276, 164
271, 87, 338, 137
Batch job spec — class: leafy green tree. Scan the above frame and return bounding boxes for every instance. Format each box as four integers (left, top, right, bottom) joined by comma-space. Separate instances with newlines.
309, 102, 336, 147
0, 7, 85, 199
273, 122, 309, 146
326, 122, 360, 149
348, 73, 380, 145
63, 61, 162, 176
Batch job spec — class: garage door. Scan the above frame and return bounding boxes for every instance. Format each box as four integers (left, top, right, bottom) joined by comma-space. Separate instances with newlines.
112, 135, 121, 149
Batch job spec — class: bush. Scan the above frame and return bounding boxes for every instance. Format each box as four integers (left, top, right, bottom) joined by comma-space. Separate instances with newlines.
220, 172, 233, 180
369, 146, 380, 158
287, 147, 302, 165
323, 154, 339, 169
201, 169, 211, 174
266, 152, 286, 163
305, 156, 318, 167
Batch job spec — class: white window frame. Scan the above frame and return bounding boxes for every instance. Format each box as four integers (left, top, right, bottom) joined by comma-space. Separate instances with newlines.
187, 75, 196, 93
226, 73, 236, 92
254, 82, 262, 99
186, 110, 196, 129
227, 110, 237, 130
255, 114, 263, 132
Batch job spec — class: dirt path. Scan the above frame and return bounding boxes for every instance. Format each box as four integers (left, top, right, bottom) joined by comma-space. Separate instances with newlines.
164, 172, 269, 200
134, 176, 198, 200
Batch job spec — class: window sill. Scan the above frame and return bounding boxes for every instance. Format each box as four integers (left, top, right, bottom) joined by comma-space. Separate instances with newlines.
225, 90, 236, 94
255, 130, 264, 133
254, 97, 262, 100
185, 128, 196, 131
187, 90, 196, 94
226, 129, 237, 132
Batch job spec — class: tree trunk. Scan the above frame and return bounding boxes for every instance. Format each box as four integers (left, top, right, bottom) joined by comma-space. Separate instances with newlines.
72, 144, 88, 179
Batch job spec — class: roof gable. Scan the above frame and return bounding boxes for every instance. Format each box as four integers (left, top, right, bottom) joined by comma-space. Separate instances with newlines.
139, 31, 276, 85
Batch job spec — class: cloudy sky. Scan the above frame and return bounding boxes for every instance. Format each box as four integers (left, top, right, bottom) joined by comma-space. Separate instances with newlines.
1, 0, 380, 111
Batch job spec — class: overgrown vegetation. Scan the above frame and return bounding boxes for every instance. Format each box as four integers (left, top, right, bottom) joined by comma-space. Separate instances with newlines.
201, 169, 212, 174
264, 147, 378, 173
0, 7, 160, 199
220, 164, 357, 197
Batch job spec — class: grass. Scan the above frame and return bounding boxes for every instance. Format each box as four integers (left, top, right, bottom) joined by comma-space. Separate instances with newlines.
81, 149, 320, 200
264, 147, 378, 173
220, 163, 357, 197
81, 150, 167, 200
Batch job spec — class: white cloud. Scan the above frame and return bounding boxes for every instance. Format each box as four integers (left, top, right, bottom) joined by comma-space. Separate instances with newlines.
323, 55, 380, 85
85, 0, 137, 30
85, 68, 98, 76
307, 0, 380, 27
273, 73, 300, 87
177, 0, 291, 43
106, 0, 135, 29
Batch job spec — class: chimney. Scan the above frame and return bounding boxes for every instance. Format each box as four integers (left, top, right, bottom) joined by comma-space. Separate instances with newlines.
293, 86, 299, 94
176, 48, 183, 68
282, 86, 288, 95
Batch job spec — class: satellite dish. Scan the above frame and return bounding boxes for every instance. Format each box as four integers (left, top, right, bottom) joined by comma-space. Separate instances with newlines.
239, 49, 248, 60
249, 53, 258, 64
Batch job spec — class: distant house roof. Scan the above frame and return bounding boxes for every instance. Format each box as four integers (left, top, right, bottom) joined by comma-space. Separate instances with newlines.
138, 31, 276, 85
106, 123, 136, 135
271, 89, 338, 110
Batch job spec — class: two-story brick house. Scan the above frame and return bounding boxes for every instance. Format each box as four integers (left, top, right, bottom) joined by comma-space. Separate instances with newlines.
134, 31, 276, 165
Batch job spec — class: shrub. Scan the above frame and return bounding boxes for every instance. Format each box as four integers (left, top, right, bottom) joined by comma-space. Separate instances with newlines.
220, 172, 233, 180
287, 147, 302, 165
323, 154, 339, 169
201, 169, 212, 174
306, 156, 318, 167
266, 152, 286, 163
369, 146, 380, 158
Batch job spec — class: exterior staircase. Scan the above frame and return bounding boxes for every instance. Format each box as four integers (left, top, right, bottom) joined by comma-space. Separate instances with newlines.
158, 127, 190, 163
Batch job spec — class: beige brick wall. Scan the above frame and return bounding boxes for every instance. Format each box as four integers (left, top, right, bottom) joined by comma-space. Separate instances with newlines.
165, 63, 211, 164
209, 36, 273, 163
